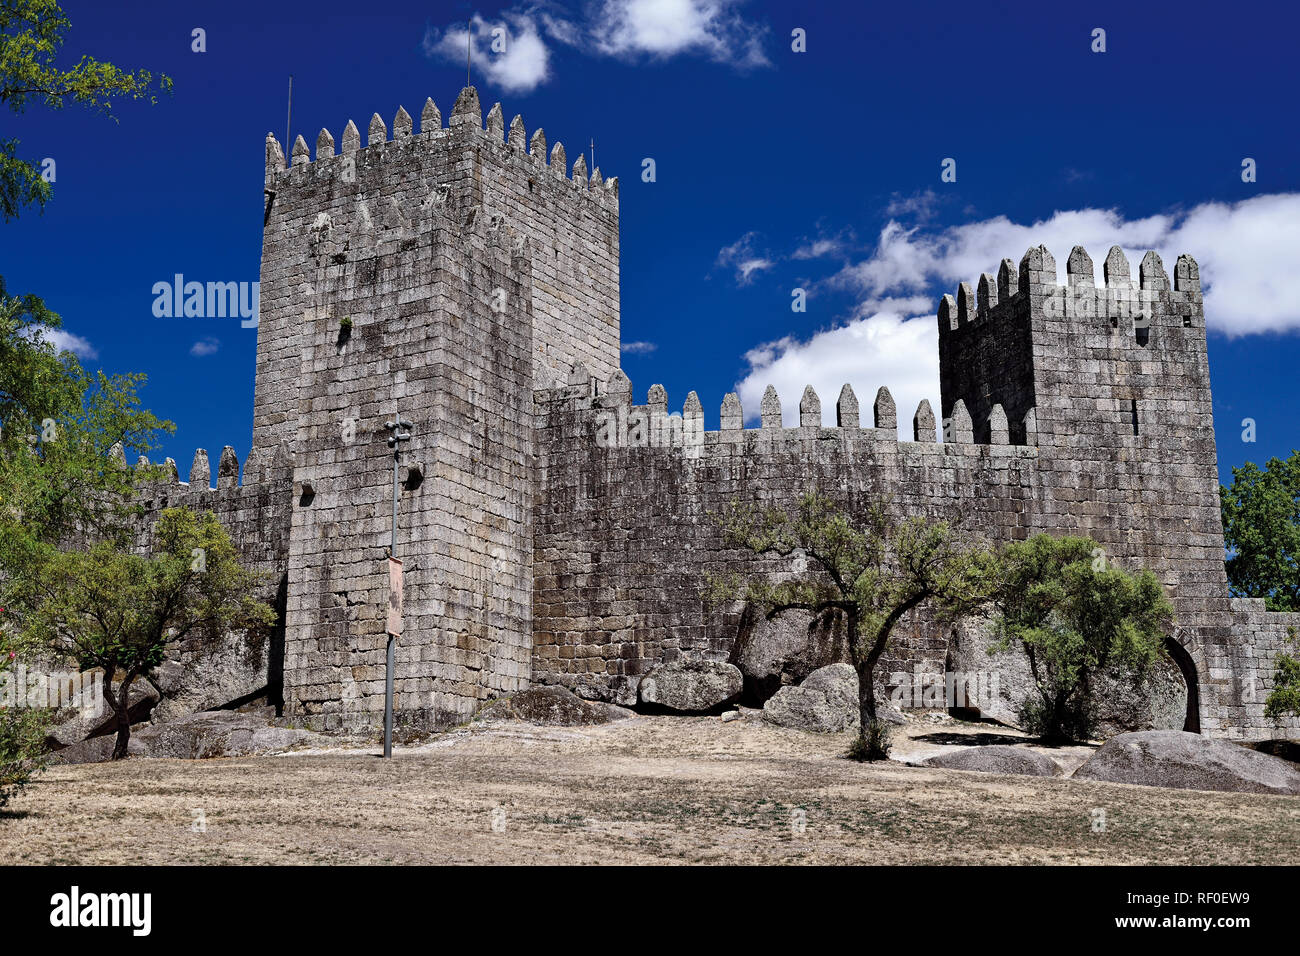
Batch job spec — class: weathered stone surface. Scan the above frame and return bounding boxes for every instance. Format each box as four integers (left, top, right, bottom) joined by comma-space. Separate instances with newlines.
731, 608, 852, 702
763, 663, 858, 732
131, 710, 319, 760
762, 664, 903, 732
149, 630, 273, 723
477, 686, 632, 726
54, 710, 322, 763
1073, 731, 1300, 795
638, 659, 742, 713
1092, 656, 1188, 738
924, 744, 1061, 777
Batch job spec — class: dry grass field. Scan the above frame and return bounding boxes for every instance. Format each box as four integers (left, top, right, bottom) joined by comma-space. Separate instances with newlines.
4, 714, 1298, 865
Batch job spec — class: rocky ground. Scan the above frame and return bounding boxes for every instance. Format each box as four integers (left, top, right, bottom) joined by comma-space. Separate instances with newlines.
5, 710, 1298, 865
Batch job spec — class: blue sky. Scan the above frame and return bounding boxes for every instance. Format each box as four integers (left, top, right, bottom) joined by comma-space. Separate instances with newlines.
2, 0, 1298, 485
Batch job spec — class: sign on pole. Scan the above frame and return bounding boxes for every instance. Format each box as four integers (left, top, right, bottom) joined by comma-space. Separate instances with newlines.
387, 556, 404, 636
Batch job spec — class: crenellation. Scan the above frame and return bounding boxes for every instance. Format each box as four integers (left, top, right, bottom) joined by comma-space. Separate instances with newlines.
367, 112, 386, 146
316, 128, 335, 159
485, 103, 504, 142
874, 386, 896, 432
914, 399, 937, 442
393, 105, 413, 139
341, 119, 360, 154
977, 272, 997, 316
449, 85, 481, 128
760, 385, 782, 429
837, 384, 860, 428
957, 281, 975, 326
421, 97, 441, 132
291, 135, 310, 167
1140, 250, 1168, 290
189, 449, 210, 489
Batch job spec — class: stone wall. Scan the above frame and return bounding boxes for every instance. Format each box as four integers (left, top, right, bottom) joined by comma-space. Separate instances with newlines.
532, 377, 1038, 706
531, 244, 1300, 738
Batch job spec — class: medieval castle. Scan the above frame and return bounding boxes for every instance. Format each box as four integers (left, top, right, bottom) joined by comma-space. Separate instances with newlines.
130, 86, 1297, 740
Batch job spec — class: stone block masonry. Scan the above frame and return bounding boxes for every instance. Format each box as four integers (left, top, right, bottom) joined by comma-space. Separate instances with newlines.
115, 86, 1293, 740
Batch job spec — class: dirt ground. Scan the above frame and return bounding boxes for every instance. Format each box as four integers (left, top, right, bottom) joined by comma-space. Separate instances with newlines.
4, 713, 1298, 865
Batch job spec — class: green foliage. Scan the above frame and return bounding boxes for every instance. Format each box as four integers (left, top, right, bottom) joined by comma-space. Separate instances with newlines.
0, 301, 174, 613
847, 718, 893, 762
1263, 627, 1300, 721
15, 509, 275, 758
0, 699, 48, 811
708, 492, 990, 758
20, 508, 276, 674
1221, 452, 1300, 612
987, 534, 1173, 742
0, 606, 48, 809
0, 0, 172, 221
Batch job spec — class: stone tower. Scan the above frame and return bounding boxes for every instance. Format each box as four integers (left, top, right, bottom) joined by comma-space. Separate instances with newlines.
938, 245, 1224, 610
256, 88, 620, 729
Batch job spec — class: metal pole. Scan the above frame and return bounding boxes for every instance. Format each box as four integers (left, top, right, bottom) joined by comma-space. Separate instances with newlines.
383, 412, 413, 759
285, 75, 293, 160
384, 447, 397, 758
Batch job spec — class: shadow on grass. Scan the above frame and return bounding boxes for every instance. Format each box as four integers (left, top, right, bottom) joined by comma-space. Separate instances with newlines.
913, 731, 1098, 751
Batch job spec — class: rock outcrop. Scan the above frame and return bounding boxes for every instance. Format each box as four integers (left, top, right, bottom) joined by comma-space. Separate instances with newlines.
638, 659, 743, 713
1072, 730, 1300, 795
924, 744, 1061, 777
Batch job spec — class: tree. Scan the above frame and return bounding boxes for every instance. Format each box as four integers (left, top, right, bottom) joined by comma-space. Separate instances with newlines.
708, 493, 990, 760
1221, 452, 1300, 612
16, 509, 275, 759
1, 609, 48, 810
1263, 627, 1300, 721
2, 0, 172, 221
986, 535, 1173, 742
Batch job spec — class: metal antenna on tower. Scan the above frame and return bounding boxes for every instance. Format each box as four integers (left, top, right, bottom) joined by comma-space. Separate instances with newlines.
590, 138, 595, 174
285, 75, 293, 158
467, 20, 472, 87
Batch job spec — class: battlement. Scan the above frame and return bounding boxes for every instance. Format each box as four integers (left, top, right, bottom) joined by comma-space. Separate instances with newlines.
264, 86, 619, 212
119, 442, 294, 506
536, 372, 1038, 454
939, 244, 1203, 340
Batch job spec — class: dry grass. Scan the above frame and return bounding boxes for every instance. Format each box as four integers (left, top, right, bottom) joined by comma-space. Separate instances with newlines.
4, 714, 1297, 865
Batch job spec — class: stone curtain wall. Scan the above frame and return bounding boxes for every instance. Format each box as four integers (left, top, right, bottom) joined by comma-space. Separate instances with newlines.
126, 445, 294, 714
532, 379, 1039, 706
533, 245, 1300, 738
254, 86, 619, 463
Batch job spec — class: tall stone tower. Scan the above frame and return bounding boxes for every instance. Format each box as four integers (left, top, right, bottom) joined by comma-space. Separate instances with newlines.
255, 87, 620, 729
938, 244, 1224, 605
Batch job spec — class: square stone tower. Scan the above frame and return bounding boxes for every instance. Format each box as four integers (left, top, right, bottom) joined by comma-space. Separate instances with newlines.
254, 87, 620, 729
938, 245, 1228, 683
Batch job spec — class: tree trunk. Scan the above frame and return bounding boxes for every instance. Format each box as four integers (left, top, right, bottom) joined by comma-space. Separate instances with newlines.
108, 669, 136, 761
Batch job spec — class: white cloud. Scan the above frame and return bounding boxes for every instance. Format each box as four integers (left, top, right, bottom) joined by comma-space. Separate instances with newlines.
732, 193, 1300, 443
22, 325, 98, 360
622, 340, 657, 354
716, 231, 774, 285
190, 337, 220, 357
587, 0, 769, 66
424, 1, 767, 93
424, 13, 552, 93
735, 310, 938, 438
827, 193, 1300, 336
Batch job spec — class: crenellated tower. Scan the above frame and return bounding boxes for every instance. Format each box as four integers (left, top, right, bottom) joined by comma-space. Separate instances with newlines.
253, 87, 620, 730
